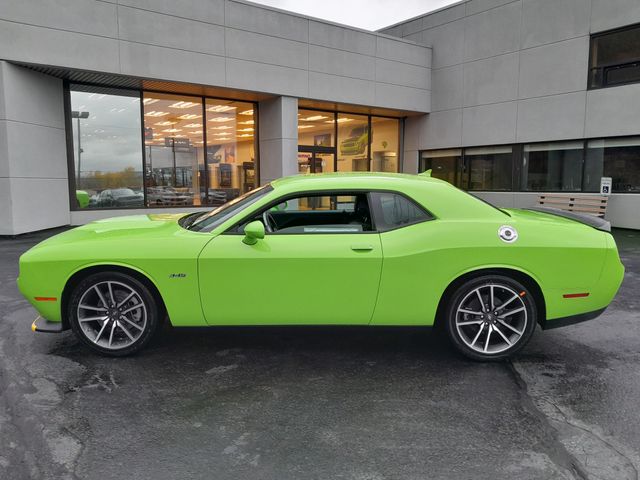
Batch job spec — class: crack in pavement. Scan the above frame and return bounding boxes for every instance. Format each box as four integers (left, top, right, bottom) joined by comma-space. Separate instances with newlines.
506, 360, 591, 480
508, 359, 639, 480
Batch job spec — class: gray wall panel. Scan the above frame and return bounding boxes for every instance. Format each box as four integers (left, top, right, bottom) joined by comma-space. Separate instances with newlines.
463, 52, 519, 106
118, 6, 225, 56
431, 65, 464, 112
462, 101, 517, 145
308, 45, 375, 81
521, 0, 590, 49
516, 92, 586, 143
119, 41, 227, 86
226, 28, 309, 70
464, 1, 522, 62
118, 0, 225, 26
518, 36, 588, 98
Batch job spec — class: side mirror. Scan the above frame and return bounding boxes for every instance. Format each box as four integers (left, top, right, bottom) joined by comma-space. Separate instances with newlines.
242, 220, 265, 245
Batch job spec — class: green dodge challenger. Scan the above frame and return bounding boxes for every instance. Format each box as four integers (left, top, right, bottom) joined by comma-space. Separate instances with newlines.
18, 173, 624, 360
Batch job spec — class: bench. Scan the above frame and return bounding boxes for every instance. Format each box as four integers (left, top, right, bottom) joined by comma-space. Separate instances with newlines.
537, 194, 608, 218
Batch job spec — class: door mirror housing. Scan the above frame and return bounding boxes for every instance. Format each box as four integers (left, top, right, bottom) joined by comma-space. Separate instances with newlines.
242, 220, 265, 245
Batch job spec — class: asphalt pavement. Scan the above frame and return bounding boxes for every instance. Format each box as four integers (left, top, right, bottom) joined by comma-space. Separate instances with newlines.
0, 228, 639, 480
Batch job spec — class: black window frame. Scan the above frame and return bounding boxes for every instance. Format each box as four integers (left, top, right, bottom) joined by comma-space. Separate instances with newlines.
64, 81, 260, 212
588, 22, 640, 90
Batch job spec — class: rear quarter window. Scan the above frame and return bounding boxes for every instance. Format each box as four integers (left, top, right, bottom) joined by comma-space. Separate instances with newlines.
371, 192, 433, 231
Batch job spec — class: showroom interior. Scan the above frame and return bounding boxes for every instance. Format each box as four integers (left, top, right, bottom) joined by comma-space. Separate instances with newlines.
1, 0, 640, 234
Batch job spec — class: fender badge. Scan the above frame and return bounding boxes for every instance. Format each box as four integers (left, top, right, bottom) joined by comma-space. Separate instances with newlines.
169, 273, 187, 278
498, 225, 518, 243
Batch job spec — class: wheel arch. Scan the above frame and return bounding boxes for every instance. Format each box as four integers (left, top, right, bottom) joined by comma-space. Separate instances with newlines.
434, 267, 547, 330
61, 263, 167, 329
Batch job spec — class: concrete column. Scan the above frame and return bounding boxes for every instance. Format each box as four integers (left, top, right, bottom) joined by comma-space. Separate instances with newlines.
0, 62, 69, 235
258, 96, 298, 184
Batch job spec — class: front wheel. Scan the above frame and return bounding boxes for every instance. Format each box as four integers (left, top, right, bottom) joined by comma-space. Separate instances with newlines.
445, 275, 537, 361
68, 271, 161, 356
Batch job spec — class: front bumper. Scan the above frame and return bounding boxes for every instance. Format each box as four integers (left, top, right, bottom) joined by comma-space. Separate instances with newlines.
31, 316, 68, 333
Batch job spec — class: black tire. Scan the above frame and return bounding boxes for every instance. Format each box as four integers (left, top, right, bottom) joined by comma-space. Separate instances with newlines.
444, 275, 537, 361
68, 271, 161, 357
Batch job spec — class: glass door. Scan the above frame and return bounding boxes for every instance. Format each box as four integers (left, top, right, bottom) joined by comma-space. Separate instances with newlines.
298, 147, 335, 174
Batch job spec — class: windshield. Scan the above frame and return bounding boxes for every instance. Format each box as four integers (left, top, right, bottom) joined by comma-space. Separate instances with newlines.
187, 184, 273, 232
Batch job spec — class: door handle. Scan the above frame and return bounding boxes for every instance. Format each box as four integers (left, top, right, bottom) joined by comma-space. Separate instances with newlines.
351, 244, 374, 251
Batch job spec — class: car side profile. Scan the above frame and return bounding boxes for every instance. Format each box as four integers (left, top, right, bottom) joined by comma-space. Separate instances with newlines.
18, 173, 624, 360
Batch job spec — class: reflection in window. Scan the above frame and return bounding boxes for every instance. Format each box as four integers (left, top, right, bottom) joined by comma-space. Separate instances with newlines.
419, 149, 462, 186
298, 109, 335, 147
370, 117, 399, 172
465, 146, 513, 191
337, 113, 369, 172
143, 93, 203, 207
70, 87, 144, 208
205, 99, 256, 206
522, 142, 583, 192
585, 138, 640, 193
589, 24, 640, 89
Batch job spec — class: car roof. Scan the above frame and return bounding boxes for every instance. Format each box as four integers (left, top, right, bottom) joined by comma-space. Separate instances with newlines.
271, 172, 444, 190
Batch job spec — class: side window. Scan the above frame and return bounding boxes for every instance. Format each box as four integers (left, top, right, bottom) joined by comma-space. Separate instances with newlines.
244, 192, 373, 234
370, 192, 432, 231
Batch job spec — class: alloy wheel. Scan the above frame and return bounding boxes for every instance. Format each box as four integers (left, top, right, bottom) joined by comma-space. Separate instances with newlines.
76, 281, 147, 350
454, 283, 528, 355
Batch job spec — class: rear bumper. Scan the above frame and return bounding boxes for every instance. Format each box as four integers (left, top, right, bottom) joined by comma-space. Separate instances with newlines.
542, 307, 607, 330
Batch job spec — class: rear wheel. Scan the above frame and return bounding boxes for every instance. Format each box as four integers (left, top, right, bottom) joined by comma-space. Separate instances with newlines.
68, 271, 160, 356
445, 275, 537, 361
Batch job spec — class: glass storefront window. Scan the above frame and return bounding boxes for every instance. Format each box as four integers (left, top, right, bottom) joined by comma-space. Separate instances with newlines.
370, 117, 399, 172
589, 25, 640, 88
522, 141, 584, 192
298, 109, 335, 147
143, 93, 204, 207
585, 138, 640, 193
337, 113, 369, 172
465, 146, 513, 191
70, 87, 144, 208
419, 149, 462, 186
205, 99, 257, 205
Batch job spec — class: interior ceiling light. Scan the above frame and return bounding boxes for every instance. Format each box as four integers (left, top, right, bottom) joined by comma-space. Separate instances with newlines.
144, 111, 169, 117
238, 120, 254, 125
189, 130, 202, 135
302, 115, 327, 121
162, 128, 182, 133
217, 137, 231, 141
237, 128, 254, 132
209, 125, 233, 130
168, 101, 200, 109
184, 123, 203, 128
209, 117, 234, 123
207, 105, 236, 113
297, 125, 313, 129
142, 98, 159, 105
237, 134, 252, 138
178, 114, 201, 120
154, 121, 176, 126
212, 132, 230, 136
239, 109, 254, 116
334, 118, 354, 123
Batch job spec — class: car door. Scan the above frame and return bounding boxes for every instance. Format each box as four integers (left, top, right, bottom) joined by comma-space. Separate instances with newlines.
198, 191, 383, 325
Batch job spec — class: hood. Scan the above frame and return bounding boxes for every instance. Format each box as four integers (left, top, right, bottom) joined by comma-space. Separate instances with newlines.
31, 214, 188, 250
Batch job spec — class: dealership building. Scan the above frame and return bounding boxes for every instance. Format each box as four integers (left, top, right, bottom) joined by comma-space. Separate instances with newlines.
1, 0, 639, 235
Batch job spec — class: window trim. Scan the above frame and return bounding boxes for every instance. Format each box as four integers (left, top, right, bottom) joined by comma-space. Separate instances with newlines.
64, 81, 260, 211
223, 188, 435, 236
